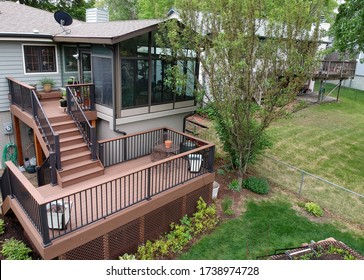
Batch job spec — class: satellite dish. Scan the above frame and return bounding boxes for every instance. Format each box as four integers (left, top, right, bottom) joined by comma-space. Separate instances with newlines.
54, 11, 73, 34
54, 11, 73, 26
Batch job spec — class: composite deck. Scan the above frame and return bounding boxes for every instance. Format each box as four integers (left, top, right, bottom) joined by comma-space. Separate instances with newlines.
2, 88, 215, 259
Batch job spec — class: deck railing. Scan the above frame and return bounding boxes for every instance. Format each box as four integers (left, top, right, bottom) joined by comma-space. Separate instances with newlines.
7, 77, 60, 184
0, 128, 214, 246
314, 60, 356, 79
66, 85, 97, 160
98, 128, 210, 167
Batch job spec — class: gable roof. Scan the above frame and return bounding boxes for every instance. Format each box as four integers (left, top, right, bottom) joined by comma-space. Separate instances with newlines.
54, 19, 163, 44
0, 1, 83, 39
0, 1, 164, 44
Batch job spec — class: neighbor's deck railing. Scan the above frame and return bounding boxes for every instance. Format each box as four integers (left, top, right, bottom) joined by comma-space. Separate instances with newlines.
313, 60, 357, 80
1, 128, 214, 246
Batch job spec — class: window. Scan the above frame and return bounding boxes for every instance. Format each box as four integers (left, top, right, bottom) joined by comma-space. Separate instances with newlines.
93, 56, 113, 107
23, 45, 57, 73
120, 31, 198, 109
121, 60, 149, 108
63, 46, 78, 72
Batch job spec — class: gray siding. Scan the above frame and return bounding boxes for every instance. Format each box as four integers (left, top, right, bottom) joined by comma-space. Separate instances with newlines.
0, 41, 63, 112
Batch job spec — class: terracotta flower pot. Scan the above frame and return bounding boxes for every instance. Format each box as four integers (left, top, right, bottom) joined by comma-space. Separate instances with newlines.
43, 83, 52, 93
164, 140, 172, 149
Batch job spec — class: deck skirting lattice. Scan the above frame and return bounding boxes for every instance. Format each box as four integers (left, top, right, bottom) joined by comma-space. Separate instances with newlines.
59, 183, 212, 260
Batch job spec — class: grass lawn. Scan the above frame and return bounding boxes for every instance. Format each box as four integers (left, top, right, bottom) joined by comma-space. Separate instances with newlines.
263, 83, 364, 194
180, 199, 364, 260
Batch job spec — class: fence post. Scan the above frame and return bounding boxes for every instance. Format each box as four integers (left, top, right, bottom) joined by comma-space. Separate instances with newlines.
39, 204, 51, 246
298, 171, 305, 197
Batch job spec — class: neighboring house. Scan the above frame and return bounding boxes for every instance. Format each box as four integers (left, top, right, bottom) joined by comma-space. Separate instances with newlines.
340, 52, 364, 91
0, 1, 215, 259
167, 9, 356, 104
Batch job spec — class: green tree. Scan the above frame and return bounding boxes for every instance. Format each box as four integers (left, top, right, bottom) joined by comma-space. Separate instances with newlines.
330, 0, 364, 57
96, 0, 138, 20
159, 0, 331, 184
11, 0, 95, 21
138, 0, 175, 19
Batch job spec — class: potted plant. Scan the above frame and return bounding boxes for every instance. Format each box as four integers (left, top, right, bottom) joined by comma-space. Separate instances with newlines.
40, 77, 55, 93
66, 77, 75, 85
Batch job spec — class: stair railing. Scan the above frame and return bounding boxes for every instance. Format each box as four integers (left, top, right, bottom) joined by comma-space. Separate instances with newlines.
7, 77, 60, 185
66, 85, 97, 160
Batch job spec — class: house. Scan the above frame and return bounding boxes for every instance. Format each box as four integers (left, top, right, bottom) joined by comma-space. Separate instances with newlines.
0, 1, 215, 259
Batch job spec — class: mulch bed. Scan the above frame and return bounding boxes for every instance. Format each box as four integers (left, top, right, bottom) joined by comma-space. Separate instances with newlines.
269, 238, 364, 260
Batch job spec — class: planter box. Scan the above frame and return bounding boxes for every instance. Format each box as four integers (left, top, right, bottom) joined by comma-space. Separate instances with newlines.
46, 201, 73, 229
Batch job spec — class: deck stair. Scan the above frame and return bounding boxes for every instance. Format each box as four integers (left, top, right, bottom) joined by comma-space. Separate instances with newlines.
37, 97, 104, 188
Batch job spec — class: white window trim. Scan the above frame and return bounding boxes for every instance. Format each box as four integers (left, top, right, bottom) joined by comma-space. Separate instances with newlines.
22, 43, 59, 75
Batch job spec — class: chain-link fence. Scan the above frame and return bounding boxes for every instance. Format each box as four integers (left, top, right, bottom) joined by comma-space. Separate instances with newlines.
253, 155, 364, 227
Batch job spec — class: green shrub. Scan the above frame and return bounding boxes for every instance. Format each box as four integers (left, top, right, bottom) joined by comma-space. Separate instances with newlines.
222, 197, 234, 216
119, 253, 136, 260
134, 197, 219, 260
0, 219, 5, 235
304, 202, 323, 217
297, 201, 306, 208
228, 179, 242, 192
216, 168, 226, 176
1, 238, 32, 260
243, 176, 269, 194
192, 197, 219, 235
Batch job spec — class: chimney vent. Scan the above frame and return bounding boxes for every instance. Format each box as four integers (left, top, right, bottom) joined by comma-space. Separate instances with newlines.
86, 8, 109, 23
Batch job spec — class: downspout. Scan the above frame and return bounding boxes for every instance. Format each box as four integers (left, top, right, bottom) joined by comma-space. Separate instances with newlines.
113, 43, 126, 135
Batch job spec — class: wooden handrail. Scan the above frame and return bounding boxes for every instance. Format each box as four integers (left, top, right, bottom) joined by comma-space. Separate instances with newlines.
6, 76, 36, 90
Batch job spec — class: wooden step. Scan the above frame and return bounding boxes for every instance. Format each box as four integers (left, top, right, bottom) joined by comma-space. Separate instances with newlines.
60, 143, 89, 157
59, 166, 104, 188
49, 115, 72, 123
52, 120, 77, 132
59, 135, 84, 147
59, 159, 101, 177
61, 150, 92, 167
37, 91, 62, 100
56, 127, 81, 139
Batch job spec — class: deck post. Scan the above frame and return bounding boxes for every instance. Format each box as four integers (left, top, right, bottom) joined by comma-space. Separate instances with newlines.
54, 134, 62, 170
12, 115, 24, 167
207, 146, 215, 173
98, 143, 104, 166
49, 151, 57, 186
39, 204, 51, 247
34, 131, 44, 167
146, 167, 152, 200
91, 127, 97, 161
